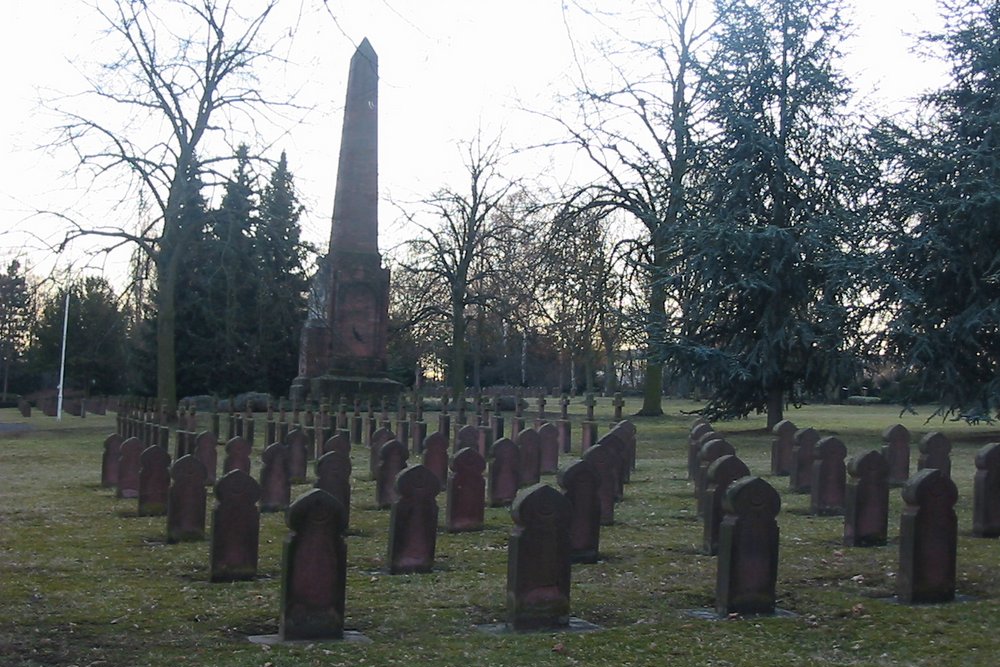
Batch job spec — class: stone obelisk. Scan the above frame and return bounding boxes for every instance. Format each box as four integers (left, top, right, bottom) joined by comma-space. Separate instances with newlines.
290, 38, 397, 403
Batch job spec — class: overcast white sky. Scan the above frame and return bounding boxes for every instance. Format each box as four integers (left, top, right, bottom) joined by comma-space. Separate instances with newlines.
0, 0, 947, 286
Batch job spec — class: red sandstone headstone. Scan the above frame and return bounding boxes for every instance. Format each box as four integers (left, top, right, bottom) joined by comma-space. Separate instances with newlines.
446, 447, 486, 533
285, 429, 310, 484
688, 422, 714, 481
881, 423, 911, 486
537, 422, 560, 475
515, 428, 542, 488
138, 445, 171, 516
223, 436, 251, 476
375, 439, 409, 509
917, 431, 952, 478
897, 468, 958, 603
790, 427, 819, 493
843, 449, 890, 547
422, 431, 450, 488
715, 476, 781, 616
703, 454, 751, 556
368, 427, 395, 480
117, 437, 143, 499
192, 431, 218, 486
279, 489, 347, 640
488, 438, 520, 507
166, 454, 208, 543
558, 458, 602, 563
101, 433, 123, 488
810, 436, 847, 516
210, 469, 261, 582
582, 443, 620, 526
770, 419, 796, 476
387, 464, 441, 574
697, 438, 736, 517
456, 424, 479, 454
315, 450, 353, 529
506, 484, 573, 631
260, 442, 291, 513
972, 442, 1000, 538
323, 432, 352, 457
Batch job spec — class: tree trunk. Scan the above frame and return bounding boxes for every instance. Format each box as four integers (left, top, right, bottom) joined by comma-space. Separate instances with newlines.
449, 295, 466, 398
638, 280, 666, 416
156, 260, 178, 416
766, 387, 784, 430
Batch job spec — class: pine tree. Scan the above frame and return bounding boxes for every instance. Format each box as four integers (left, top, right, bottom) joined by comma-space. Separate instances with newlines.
878, 0, 1000, 415
255, 151, 310, 393
658, 0, 875, 427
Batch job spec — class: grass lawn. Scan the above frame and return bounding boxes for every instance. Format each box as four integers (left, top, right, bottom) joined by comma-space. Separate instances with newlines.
2, 398, 999, 666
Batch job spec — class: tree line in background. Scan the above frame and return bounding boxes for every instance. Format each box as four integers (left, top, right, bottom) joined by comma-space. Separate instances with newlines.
390, 0, 1000, 425
5, 0, 999, 425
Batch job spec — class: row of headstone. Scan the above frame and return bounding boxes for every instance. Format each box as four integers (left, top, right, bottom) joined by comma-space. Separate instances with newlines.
687, 419, 780, 615
694, 417, 999, 608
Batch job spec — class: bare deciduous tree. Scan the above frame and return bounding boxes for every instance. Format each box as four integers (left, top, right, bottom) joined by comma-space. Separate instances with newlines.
46, 0, 301, 411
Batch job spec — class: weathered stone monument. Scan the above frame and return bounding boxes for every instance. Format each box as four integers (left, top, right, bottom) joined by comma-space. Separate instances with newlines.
290, 38, 398, 403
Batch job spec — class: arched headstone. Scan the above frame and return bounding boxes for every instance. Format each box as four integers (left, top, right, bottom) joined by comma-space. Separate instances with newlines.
368, 427, 395, 481
388, 464, 441, 573
790, 427, 819, 493
117, 437, 143, 499
973, 442, 1000, 538
697, 438, 736, 517
515, 428, 542, 487
716, 476, 781, 616
917, 432, 952, 478
193, 431, 218, 485
210, 469, 260, 582
558, 458, 602, 563
167, 454, 208, 543
101, 433, 123, 488
810, 436, 847, 516
582, 443, 620, 526
843, 450, 889, 547
446, 447, 486, 533
138, 445, 171, 516
323, 432, 351, 457
898, 468, 958, 603
284, 428, 309, 484
506, 484, 573, 631
279, 489, 347, 640
422, 431, 449, 488
259, 442, 290, 513
688, 422, 713, 481
488, 438, 519, 507
537, 422, 560, 474
223, 436, 251, 476
881, 423, 910, 486
375, 440, 409, 509
315, 450, 352, 528
703, 454, 751, 556
770, 419, 796, 476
